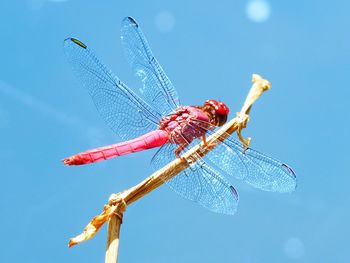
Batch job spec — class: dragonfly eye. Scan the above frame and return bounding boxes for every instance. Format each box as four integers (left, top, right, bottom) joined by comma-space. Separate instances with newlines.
203, 100, 229, 127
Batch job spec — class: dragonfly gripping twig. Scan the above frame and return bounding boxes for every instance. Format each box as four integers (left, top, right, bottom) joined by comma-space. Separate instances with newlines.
67, 74, 271, 261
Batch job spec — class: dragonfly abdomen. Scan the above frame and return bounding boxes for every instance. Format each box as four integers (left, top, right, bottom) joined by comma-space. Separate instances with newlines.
63, 130, 169, 165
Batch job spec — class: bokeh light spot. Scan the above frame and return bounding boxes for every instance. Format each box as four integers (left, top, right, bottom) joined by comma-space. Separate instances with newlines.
246, 0, 271, 23
155, 11, 175, 33
284, 237, 304, 259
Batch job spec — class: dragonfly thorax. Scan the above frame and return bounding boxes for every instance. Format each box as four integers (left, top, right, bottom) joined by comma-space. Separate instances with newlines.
159, 106, 211, 145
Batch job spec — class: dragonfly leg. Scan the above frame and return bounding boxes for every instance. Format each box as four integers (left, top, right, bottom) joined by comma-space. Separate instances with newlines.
174, 143, 190, 162
201, 134, 217, 151
202, 134, 208, 145
175, 145, 185, 158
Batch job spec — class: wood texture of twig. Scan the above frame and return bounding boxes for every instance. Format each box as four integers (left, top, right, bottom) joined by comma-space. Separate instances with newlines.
69, 74, 271, 263
105, 213, 123, 263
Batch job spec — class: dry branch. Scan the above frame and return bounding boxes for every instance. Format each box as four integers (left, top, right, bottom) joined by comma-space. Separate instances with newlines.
68, 74, 271, 263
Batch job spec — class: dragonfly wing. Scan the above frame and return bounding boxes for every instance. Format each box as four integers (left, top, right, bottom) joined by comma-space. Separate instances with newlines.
64, 38, 161, 141
121, 17, 180, 116
151, 143, 238, 215
204, 130, 297, 193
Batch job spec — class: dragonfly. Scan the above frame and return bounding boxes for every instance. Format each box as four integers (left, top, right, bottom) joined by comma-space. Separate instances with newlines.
63, 17, 296, 215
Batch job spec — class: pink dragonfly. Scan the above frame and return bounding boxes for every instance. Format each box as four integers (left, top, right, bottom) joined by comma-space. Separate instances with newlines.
63, 17, 296, 215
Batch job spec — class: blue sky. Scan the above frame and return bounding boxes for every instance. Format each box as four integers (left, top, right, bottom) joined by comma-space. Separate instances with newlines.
1, 0, 349, 262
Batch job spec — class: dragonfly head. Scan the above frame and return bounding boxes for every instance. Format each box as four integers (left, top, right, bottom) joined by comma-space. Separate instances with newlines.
203, 100, 230, 127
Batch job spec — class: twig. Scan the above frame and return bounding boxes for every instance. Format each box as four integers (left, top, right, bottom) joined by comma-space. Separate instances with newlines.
105, 212, 122, 262
68, 74, 271, 263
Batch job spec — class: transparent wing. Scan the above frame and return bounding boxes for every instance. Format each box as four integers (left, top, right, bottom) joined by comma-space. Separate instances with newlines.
64, 37, 162, 141
151, 142, 238, 215
121, 17, 180, 116
203, 129, 297, 193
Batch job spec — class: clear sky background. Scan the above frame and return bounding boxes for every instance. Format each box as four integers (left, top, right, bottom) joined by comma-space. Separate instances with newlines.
1, 0, 349, 262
